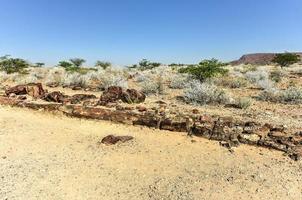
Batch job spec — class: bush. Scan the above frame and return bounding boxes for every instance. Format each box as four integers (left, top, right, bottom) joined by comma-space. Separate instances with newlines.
0, 56, 29, 74
273, 53, 300, 68
280, 87, 302, 103
45, 67, 66, 86
140, 75, 165, 95
179, 59, 228, 82
129, 59, 161, 71
184, 80, 231, 105
96, 69, 128, 89
169, 73, 189, 89
245, 68, 274, 89
63, 73, 88, 88
69, 58, 86, 67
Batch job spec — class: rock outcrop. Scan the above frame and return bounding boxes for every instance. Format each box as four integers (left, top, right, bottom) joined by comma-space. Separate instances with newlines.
230, 52, 302, 65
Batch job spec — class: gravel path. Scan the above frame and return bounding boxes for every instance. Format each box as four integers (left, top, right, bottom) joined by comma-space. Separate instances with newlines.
0, 106, 302, 200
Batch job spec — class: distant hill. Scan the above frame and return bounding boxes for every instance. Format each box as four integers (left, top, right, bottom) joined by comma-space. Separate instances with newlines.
230, 52, 302, 65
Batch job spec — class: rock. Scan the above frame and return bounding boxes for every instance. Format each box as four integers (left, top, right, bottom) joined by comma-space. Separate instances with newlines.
192, 109, 199, 114
100, 135, 134, 145
43, 91, 68, 103
16, 95, 27, 100
99, 86, 145, 105
99, 86, 123, 105
155, 100, 167, 105
70, 94, 97, 104
5, 83, 45, 98
46, 82, 60, 88
121, 89, 146, 104
136, 105, 147, 112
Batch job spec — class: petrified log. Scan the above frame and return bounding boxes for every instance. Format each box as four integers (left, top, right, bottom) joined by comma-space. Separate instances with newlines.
121, 89, 146, 104
70, 94, 97, 104
5, 83, 45, 98
0, 95, 301, 161
99, 86, 146, 105
43, 91, 68, 103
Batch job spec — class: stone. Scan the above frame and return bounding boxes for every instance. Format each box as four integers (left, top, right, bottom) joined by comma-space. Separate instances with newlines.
136, 105, 147, 112
70, 94, 97, 104
100, 135, 134, 145
99, 86, 123, 105
5, 83, 45, 98
99, 86, 145, 105
43, 91, 68, 103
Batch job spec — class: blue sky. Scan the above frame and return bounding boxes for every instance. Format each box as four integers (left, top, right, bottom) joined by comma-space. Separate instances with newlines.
0, 0, 301, 66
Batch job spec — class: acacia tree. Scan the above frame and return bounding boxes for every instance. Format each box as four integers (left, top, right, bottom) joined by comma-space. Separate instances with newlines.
58, 61, 73, 69
272, 53, 300, 68
0, 55, 29, 74
179, 59, 228, 82
95, 60, 111, 70
35, 62, 45, 67
69, 58, 86, 67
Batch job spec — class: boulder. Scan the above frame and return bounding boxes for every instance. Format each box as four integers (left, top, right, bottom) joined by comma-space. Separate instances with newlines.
5, 83, 45, 98
100, 135, 134, 145
99, 86, 145, 105
99, 86, 123, 105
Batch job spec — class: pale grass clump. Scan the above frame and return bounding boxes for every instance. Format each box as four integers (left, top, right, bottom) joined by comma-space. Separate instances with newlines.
184, 80, 231, 105
96, 68, 128, 89
140, 75, 165, 95
169, 73, 189, 89
0, 71, 9, 83
45, 67, 66, 85
216, 77, 248, 89
245, 68, 274, 90
62, 72, 88, 88
17, 73, 39, 84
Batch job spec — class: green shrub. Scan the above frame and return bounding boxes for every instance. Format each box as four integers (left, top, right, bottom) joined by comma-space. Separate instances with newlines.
95, 61, 111, 70
272, 53, 300, 68
0, 55, 29, 74
179, 59, 228, 82
69, 58, 86, 67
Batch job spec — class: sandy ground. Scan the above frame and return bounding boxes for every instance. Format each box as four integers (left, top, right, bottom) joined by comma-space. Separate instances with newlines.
0, 106, 302, 200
